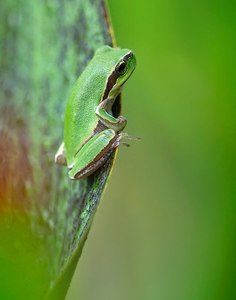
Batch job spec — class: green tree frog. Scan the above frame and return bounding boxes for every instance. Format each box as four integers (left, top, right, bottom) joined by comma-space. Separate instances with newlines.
55, 45, 137, 179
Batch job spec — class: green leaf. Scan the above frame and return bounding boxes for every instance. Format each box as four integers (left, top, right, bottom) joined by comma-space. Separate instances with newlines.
0, 0, 116, 298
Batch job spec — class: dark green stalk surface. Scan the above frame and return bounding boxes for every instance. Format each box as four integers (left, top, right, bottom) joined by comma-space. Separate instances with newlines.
0, 0, 115, 298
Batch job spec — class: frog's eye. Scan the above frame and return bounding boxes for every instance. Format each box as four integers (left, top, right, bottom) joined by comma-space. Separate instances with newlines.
116, 60, 127, 75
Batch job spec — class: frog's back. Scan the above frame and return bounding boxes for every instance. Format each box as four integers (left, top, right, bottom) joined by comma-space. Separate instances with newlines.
64, 62, 108, 166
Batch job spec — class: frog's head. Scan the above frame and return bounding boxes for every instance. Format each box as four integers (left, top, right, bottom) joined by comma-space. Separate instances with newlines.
94, 46, 136, 100
95, 46, 136, 84
100, 46, 136, 96
114, 48, 136, 88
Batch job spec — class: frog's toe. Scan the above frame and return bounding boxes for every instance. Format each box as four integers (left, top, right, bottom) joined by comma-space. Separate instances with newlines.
55, 142, 67, 166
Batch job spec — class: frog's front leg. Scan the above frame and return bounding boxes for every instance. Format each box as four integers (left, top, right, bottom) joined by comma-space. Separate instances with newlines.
96, 98, 127, 132
69, 129, 123, 180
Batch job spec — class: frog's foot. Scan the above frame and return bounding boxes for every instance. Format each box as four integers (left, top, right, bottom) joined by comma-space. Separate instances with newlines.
69, 129, 132, 180
55, 142, 67, 166
119, 133, 141, 141
116, 133, 141, 147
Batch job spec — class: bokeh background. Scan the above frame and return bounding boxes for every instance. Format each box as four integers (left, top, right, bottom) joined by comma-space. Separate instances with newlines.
68, 1, 236, 299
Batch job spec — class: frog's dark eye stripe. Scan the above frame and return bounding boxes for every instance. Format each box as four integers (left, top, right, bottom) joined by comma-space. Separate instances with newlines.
103, 69, 118, 100
123, 51, 133, 62
116, 60, 127, 75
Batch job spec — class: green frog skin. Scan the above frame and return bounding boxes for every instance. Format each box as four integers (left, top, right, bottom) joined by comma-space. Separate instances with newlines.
55, 45, 136, 180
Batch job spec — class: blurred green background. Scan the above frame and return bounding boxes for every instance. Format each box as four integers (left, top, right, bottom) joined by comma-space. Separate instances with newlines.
68, 1, 236, 299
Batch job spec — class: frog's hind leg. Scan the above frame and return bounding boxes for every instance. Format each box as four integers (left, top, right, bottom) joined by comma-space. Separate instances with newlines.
71, 148, 114, 180
55, 142, 67, 166
69, 129, 124, 180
